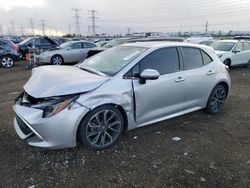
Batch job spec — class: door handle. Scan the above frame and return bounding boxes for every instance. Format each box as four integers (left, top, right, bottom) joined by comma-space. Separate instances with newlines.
206, 70, 215, 75
175, 77, 186, 83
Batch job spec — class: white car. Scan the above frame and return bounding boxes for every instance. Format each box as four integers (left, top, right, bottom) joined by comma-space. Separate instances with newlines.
211, 40, 250, 67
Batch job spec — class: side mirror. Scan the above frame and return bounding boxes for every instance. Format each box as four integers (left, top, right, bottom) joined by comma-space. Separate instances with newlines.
233, 49, 241, 54
139, 69, 160, 84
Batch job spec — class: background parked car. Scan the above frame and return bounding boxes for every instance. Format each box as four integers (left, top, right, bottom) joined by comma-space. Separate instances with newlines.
0, 38, 19, 68
17, 36, 58, 59
8, 36, 23, 44
36, 40, 97, 65
211, 40, 250, 67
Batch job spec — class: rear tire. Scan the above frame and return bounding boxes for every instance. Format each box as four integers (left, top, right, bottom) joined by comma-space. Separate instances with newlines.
51, 55, 63, 65
78, 105, 124, 150
0, 55, 14, 68
206, 85, 227, 114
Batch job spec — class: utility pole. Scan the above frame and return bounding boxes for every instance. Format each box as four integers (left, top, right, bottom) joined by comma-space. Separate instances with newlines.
40, 19, 46, 35
11, 20, 16, 36
127, 27, 131, 36
88, 10, 98, 36
205, 21, 208, 34
68, 23, 71, 34
88, 25, 91, 36
72, 8, 81, 37
0, 25, 3, 37
29, 18, 35, 36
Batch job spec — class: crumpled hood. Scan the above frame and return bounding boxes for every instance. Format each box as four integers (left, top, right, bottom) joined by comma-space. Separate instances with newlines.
24, 66, 109, 98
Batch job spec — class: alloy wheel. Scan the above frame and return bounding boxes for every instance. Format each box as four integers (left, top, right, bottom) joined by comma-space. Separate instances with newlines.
210, 86, 226, 113
52, 56, 63, 65
86, 110, 122, 148
1, 57, 14, 68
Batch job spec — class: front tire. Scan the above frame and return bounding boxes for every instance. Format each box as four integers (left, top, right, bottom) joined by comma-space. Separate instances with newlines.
51, 55, 63, 65
206, 85, 227, 114
78, 105, 124, 150
1, 55, 14, 68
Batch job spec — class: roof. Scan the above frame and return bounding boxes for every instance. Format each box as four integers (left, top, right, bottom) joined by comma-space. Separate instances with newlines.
122, 41, 212, 50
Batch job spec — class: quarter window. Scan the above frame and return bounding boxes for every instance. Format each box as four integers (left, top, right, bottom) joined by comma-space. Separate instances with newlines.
140, 47, 180, 75
182, 47, 203, 70
201, 50, 213, 65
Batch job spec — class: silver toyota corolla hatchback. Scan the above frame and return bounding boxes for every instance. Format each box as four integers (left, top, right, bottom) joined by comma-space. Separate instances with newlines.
13, 42, 231, 150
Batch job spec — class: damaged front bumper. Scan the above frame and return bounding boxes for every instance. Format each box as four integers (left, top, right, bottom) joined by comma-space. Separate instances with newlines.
13, 103, 89, 149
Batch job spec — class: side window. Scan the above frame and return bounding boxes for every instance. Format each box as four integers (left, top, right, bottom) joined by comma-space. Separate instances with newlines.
182, 47, 203, 70
201, 50, 213, 65
40, 38, 50, 44
123, 64, 140, 79
139, 47, 180, 75
84, 42, 96, 48
243, 42, 250, 51
234, 42, 243, 52
70, 42, 82, 49
34, 38, 41, 45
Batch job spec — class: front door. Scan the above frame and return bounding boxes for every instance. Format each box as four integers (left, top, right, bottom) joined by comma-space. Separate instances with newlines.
132, 47, 185, 125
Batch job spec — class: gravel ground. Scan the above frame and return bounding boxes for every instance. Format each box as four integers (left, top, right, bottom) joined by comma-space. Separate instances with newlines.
0, 61, 250, 188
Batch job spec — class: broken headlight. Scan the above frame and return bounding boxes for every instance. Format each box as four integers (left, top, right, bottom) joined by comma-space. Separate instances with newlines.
32, 95, 79, 118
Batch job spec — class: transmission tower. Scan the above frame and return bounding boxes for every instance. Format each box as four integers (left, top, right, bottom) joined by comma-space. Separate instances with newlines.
20, 27, 24, 36
88, 10, 98, 36
0, 25, 3, 37
40, 19, 46, 35
29, 19, 35, 36
205, 21, 208, 34
11, 20, 16, 36
72, 8, 81, 36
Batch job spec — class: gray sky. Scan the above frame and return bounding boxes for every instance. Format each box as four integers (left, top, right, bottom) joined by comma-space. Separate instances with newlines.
0, 0, 250, 36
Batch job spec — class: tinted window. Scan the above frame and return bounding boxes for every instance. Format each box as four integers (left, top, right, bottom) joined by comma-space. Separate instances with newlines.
234, 42, 243, 51
243, 42, 250, 51
182, 47, 203, 70
40, 38, 50, 44
84, 42, 96, 48
70, 42, 82, 49
201, 50, 213, 65
140, 47, 179, 75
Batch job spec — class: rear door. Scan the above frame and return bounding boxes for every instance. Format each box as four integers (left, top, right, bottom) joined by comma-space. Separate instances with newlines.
180, 47, 216, 109
80, 42, 97, 60
132, 47, 185, 125
63, 42, 83, 62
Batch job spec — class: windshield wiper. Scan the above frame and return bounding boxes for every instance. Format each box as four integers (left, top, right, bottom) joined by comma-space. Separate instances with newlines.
79, 67, 108, 77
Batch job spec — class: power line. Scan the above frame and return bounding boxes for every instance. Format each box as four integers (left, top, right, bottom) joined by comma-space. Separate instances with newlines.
72, 8, 81, 36
40, 19, 46, 35
88, 10, 98, 36
68, 23, 71, 34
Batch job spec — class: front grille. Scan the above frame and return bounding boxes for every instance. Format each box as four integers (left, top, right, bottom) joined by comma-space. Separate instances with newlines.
15, 114, 32, 135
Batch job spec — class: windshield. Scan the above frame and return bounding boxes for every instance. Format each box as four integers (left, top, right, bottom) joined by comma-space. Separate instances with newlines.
59, 41, 74, 49
103, 39, 126, 48
79, 46, 147, 76
211, 41, 235, 51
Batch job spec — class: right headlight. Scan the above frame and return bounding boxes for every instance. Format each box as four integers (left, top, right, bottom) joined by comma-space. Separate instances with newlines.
32, 95, 79, 118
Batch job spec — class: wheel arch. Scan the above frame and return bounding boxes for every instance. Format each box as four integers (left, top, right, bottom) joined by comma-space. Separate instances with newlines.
76, 103, 128, 143
50, 54, 64, 64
